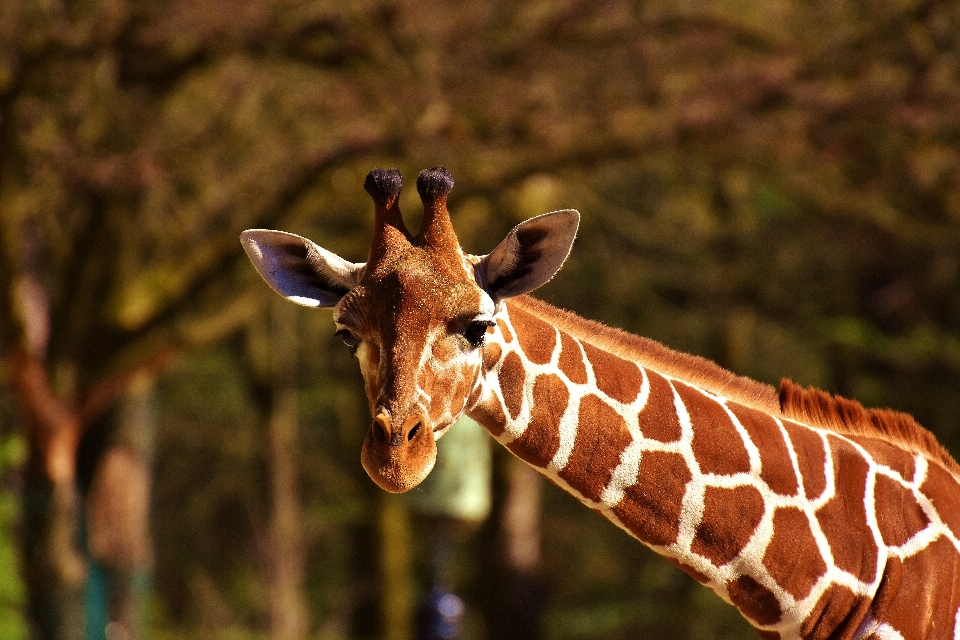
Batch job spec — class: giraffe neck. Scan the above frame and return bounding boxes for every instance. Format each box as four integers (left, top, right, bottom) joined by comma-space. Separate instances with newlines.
465, 296, 960, 639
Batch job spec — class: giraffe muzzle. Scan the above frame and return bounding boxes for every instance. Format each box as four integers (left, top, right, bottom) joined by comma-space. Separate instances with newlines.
370, 412, 423, 446
360, 410, 437, 493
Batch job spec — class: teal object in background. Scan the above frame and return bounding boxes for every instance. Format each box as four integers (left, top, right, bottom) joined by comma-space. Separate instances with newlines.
84, 560, 108, 640
406, 417, 491, 522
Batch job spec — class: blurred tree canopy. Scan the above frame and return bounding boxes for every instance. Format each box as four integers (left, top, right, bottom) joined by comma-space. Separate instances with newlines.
1, 0, 959, 638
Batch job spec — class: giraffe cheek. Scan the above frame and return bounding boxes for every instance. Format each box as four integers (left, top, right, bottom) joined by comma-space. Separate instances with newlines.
440, 361, 482, 422
356, 344, 383, 409
419, 357, 479, 427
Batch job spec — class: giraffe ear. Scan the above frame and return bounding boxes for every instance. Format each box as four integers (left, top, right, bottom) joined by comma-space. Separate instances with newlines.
241, 230, 364, 308
476, 209, 579, 304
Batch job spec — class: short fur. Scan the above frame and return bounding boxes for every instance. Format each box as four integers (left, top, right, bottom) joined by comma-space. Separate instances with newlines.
779, 380, 960, 475
511, 295, 782, 413
511, 295, 958, 477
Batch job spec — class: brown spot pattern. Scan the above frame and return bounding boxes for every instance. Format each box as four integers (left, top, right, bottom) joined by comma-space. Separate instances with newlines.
878, 537, 960, 640
470, 397, 505, 436
428, 378, 451, 423
778, 379, 958, 478
559, 395, 632, 502
762, 507, 826, 601
815, 436, 878, 582
638, 371, 682, 442
874, 474, 928, 547
558, 332, 588, 384
582, 342, 643, 404
850, 436, 916, 482
497, 318, 513, 342
482, 342, 502, 371
506, 374, 567, 468
676, 382, 750, 476
465, 383, 482, 410
613, 451, 691, 547
361, 346, 382, 407
512, 307, 556, 365
498, 352, 525, 420
800, 583, 869, 640
451, 369, 474, 409
425, 350, 464, 423
783, 420, 827, 500
729, 404, 799, 496
727, 575, 782, 626
665, 556, 710, 584
691, 485, 764, 567
920, 462, 960, 541
869, 557, 902, 635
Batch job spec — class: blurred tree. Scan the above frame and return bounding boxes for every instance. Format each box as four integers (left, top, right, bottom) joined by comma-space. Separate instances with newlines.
0, 0, 703, 635
82, 376, 154, 639
1, 0, 958, 638
242, 298, 309, 640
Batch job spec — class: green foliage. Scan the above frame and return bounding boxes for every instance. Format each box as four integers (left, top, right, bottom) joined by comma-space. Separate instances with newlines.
0, 435, 27, 640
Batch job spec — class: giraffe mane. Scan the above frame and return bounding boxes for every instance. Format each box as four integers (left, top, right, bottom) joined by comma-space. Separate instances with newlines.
510, 296, 781, 413
778, 380, 960, 475
510, 296, 959, 475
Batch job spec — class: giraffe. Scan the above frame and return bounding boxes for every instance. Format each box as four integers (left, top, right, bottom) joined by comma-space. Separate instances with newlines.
241, 167, 960, 639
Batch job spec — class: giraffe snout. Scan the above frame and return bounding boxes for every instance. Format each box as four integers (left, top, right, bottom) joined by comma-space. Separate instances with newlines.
370, 411, 423, 447
361, 409, 436, 493
370, 411, 425, 446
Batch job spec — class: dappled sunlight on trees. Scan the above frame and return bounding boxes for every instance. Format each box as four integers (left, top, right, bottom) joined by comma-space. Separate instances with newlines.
1, 0, 959, 638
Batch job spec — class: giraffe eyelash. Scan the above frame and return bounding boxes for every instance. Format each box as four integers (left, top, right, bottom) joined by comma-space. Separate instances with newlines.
334, 328, 360, 354
463, 319, 494, 348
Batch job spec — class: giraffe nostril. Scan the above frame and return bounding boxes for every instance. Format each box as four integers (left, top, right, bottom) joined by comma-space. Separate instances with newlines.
372, 414, 390, 445
407, 422, 421, 441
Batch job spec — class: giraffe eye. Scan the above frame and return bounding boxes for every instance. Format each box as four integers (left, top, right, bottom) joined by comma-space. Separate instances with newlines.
335, 328, 360, 354
463, 319, 494, 348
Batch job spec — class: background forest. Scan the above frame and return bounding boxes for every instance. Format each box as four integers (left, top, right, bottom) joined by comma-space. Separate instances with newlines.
1, 0, 959, 638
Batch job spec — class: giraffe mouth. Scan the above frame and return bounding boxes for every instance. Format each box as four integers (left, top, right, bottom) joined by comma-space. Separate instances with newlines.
432, 421, 454, 440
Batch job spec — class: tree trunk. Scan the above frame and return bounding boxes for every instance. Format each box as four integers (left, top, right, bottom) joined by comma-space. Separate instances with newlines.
21, 456, 86, 640
9, 194, 86, 640
379, 495, 414, 640
477, 455, 545, 640
13, 354, 87, 640
266, 300, 308, 640
501, 457, 545, 640
84, 375, 155, 640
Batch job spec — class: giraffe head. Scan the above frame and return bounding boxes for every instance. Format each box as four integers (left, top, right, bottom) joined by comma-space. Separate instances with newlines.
242, 167, 578, 492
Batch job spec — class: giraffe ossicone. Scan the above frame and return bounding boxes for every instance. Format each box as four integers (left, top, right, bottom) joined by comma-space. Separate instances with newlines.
243, 167, 960, 640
